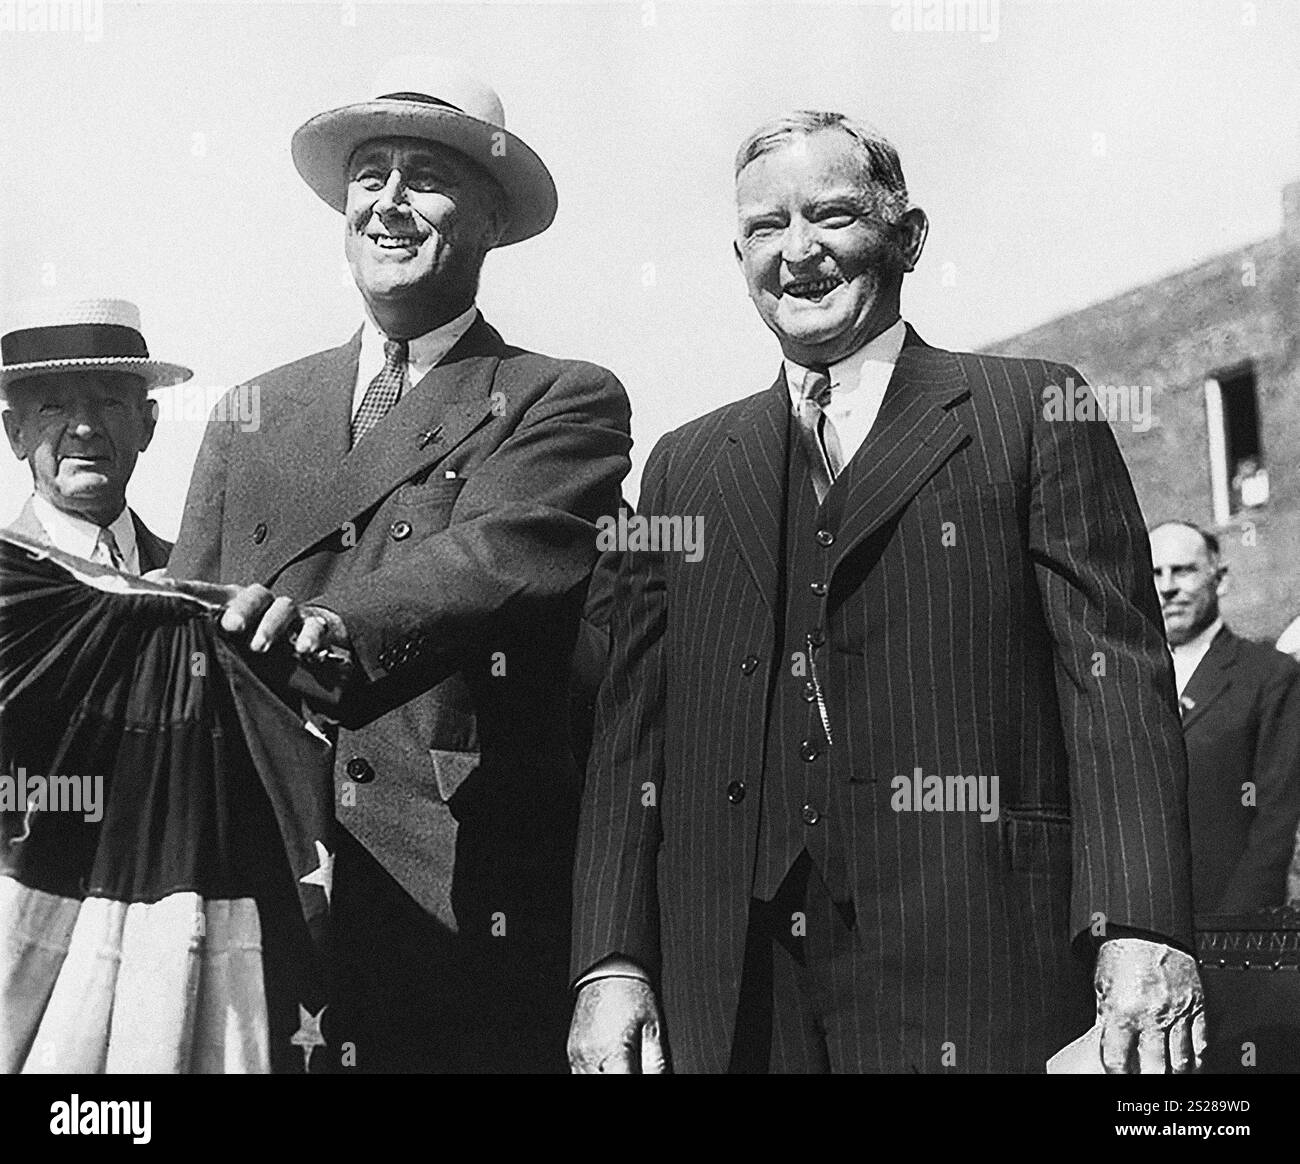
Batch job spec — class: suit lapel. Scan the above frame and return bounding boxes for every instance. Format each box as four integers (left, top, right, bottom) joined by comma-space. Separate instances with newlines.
252, 317, 502, 580
713, 375, 790, 610
830, 331, 970, 576
1178, 628, 1238, 730
129, 511, 171, 572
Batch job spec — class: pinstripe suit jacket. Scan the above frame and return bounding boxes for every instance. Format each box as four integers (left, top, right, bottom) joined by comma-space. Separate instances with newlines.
573, 328, 1195, 1073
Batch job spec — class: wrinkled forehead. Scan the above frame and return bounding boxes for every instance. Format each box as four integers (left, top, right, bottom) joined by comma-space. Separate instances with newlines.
735, 131, 884, 205
1149, 523, 1214, 568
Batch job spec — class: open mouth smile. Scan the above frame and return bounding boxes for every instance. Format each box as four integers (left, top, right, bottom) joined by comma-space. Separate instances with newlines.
783, 276, 842, 301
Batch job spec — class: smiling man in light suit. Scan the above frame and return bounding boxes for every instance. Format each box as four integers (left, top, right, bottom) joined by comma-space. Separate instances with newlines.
169, 59, 631, 1072
570, 111, 1204, 1074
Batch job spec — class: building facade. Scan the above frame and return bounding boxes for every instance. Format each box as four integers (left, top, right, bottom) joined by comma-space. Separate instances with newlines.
984, 180, 1300, 641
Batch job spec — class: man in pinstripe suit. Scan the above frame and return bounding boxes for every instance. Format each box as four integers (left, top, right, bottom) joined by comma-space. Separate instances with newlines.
568, 112, 1205, 1074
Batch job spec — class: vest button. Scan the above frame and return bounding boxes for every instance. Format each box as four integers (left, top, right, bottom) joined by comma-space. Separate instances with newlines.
801, 804, 821, 826
389, 520, 413, 541
800, 740, 819, 762
802, 682, 817, 702
810, 581, 827, 597
252, 522, 268, 545
815, 529, 835, 547
808, 627, 825, 647
726, 781, 746, 804
740, 654, 759, 675
345, 756, 375, 783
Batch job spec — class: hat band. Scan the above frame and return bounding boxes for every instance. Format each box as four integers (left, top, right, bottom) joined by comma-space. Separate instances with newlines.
2, 323, 148, 367
377, 92, 465, 113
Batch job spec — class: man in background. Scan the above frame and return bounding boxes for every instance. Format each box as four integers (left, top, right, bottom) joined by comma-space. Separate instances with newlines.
2, 298, 187, 574
1150, 520, 1300, 914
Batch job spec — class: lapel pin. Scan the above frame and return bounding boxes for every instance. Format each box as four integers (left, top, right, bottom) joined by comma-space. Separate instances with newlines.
1179, 695, 1196, 712
417, 424, 443, 450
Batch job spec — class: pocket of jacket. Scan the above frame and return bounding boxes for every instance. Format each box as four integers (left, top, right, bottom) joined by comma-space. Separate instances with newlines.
1002, 807, 1071, 875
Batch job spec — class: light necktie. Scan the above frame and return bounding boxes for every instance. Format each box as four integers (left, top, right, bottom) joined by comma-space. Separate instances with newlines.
92, 527, 124, 571
795, 365, 842, 503
351, 337, 409, 447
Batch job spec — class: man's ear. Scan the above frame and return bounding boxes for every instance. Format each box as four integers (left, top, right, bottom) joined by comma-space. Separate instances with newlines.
2, 406, 27, 460
1215, 563, 1229, 598
137, 395, 159, 453
895, 206, 929, 273
732, 240, 744, 268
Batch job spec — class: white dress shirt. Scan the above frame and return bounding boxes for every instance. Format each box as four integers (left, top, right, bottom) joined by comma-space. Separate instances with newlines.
30, 493, 141, 575
783, 317, 907, 470
352, 304, 479, 419
1170, 616, 1224, 697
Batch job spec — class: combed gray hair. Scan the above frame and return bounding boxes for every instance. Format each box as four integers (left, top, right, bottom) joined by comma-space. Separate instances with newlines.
734, 111, 909, 221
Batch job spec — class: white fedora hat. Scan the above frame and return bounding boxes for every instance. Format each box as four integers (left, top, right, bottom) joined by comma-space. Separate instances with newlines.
0, 298, 192, 396
291, 57, 557, 247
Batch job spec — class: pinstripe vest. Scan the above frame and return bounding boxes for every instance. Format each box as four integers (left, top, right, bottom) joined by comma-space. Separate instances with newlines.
753, 411, 852, 902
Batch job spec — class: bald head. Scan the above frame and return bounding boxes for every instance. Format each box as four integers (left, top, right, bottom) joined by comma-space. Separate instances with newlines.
1149, 521, 1224, 646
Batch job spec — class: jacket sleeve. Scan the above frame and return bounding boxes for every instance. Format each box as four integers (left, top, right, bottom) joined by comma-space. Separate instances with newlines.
320, 362, 631, 720
168, 387, 239, 582
1219, 658, 1300, 911
570, 438, 671, 982
1027, 363, 1195, 955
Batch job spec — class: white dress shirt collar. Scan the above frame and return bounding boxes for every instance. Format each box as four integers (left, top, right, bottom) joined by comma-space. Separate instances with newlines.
1170, 616, 1225, 698
783, 317, 908, 468
30, 493, 140, 575
353, 304, 479, 417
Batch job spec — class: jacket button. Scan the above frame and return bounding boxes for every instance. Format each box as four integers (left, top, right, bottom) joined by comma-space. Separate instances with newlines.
345, 756, 375, 784
740, 655, 759, 675
815, 529, 835, 547
808, 627, 825, 647
810, 580, 827, 597
389, 520, 412, 541
801, 803, 821, 826
252, 522, 268, 545
800, 740, 819, 762
726, 781, 746, 804
802, 681, 818, 702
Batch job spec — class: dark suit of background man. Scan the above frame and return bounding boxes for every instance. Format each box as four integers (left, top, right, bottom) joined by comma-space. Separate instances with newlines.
569, 111, 1205, 1074
2, 297, 186, 573
169, 59, 631, 1073
1150, 521, 1300, 915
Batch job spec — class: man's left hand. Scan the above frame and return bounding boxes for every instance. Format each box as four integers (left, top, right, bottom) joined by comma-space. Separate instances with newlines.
1096, 937, 1206, 1073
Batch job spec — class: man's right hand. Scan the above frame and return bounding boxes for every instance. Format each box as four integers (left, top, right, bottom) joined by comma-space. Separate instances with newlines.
567, 976, 667, 1074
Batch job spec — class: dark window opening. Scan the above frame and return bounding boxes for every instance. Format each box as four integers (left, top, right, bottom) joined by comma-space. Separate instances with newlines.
1219, 364, 1268, 512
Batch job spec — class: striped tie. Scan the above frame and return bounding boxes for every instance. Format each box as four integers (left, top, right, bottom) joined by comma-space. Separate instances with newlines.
794, 365, 841, 503
92, 527, 124, 571
350, 338, 409, 447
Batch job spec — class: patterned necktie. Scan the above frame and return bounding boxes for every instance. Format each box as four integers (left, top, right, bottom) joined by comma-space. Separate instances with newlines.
794, 365, 842, 503
92, 527, 124, 571
350, 338, 409, 447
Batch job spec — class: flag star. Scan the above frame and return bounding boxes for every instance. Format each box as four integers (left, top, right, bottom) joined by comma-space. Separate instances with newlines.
291, 1003, 328, 1072
299, 839, 334, 904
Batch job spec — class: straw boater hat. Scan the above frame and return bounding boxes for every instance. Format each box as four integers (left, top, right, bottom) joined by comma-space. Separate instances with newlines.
291, 57, 557, 247
0, 298, 192, 398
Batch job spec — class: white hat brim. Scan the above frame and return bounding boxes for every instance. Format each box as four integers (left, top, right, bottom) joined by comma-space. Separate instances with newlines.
291, 101, 558, 246
0, 356, 193, 396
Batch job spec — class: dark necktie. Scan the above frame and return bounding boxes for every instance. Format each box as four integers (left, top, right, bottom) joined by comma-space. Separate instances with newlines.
794, 365, 841, 503
350, 338, 409, 447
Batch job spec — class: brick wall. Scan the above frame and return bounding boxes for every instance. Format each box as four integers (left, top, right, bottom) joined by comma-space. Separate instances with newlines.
982, 181, 1300, 641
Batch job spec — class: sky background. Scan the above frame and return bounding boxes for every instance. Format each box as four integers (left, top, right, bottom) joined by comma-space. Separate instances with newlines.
2, 0, 1298, 538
